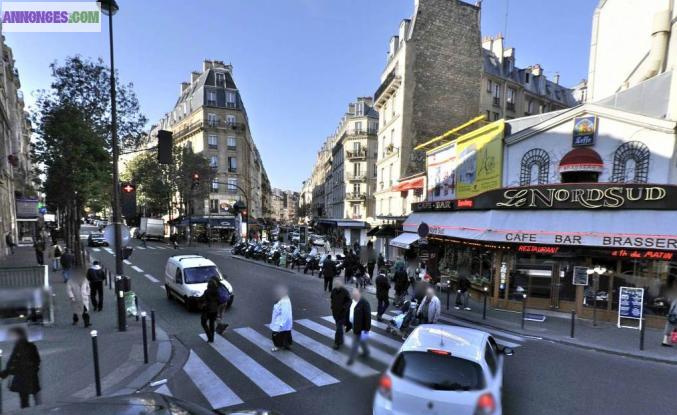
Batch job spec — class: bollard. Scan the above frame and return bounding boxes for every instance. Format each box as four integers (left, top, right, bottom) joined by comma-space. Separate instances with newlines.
135, 295, 140, 322
482, 287, 488, 320
151, 310, 156, 341
639, 318, 645, 351
116, 276, 126, 332
0, 348, 3, 414
446, 286, 450, 310
593, 297, 598, 327
570, 310, 576, 338
521, 294, 527, 329
91, 330, 102, 396
141, 312, 149, 364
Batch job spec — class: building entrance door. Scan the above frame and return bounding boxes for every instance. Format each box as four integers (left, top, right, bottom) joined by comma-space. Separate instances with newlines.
514, 261, 561, 309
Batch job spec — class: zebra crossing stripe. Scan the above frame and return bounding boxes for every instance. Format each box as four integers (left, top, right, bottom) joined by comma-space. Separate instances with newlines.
135, 246, 146, 250
147, 246, 157, 250
280, 328, 378, 378
296, 319, 393, 366
103, 247, 114, 254
183, 350, 243, 409
234, 327, 339, 387
200, 334, 295, 397
92, 248, 101, 252
317, 317, 402, 350
144, 274, 160, 283
123, 259, 132, 265
131, 265, 143, 273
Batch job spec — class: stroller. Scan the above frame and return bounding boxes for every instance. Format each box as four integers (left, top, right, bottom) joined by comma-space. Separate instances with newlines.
386, 299, 418, 340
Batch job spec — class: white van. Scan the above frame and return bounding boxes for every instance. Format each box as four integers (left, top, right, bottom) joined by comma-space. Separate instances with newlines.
164, 255, 234, 310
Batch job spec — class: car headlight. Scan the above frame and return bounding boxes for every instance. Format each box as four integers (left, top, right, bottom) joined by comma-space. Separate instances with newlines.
190, 290, 202, 297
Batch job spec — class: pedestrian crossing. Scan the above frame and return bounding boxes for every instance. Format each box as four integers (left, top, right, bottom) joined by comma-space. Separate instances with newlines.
158, 312, 527, 411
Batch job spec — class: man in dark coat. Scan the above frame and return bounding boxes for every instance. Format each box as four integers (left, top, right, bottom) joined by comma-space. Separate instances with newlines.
394, 266, 409, 303
330, 280, 351, 349
456, 275, 472, 310
323, 255, 337, 292
200, 278, 221, 342
86, 260, 106, 311
346, 288, 371, 365
60, 248, 74, 283
375, 272, 391, 321
0, 327, 40, 408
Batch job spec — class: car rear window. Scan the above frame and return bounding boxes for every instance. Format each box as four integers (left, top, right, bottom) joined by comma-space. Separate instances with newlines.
183, 266, 220, 284
391, 351, 485, 391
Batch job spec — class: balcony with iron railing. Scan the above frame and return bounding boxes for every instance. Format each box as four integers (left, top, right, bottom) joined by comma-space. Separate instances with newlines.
345, 192, 367, 202
374, 68, 402, 107
346, 148, 368, 160
346, 173, 367, 182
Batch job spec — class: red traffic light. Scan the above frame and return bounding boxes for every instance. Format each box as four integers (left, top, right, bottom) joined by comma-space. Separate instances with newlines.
192, 172, 200, 180
121, 183, 136, 193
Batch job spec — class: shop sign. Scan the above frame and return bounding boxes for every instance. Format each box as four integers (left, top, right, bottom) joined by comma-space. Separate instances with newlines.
412, 183, 677, 212
572, 266, 589, 286
610, 249, 673, 261
427, 142, 456, 201
516, 245, 560, 254
15, 198, 39, 218
618, 287, 644, 330
572, 116, 597, 147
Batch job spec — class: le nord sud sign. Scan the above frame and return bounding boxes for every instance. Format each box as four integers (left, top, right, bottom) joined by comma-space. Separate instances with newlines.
412, 183, 677, 212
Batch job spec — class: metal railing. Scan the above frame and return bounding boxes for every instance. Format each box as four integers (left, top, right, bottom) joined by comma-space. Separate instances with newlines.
347, 173, 367, 181
346, 149, 368, 159
345, 192, 367, 201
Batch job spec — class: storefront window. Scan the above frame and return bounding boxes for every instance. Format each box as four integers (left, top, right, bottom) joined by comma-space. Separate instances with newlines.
614, 259, 675, 316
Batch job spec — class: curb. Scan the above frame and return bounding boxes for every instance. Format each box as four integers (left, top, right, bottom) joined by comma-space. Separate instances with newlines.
230, 254, 298, 275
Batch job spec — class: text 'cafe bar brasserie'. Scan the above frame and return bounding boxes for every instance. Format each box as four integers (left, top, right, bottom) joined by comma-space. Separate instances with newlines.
403, 183, 677, 327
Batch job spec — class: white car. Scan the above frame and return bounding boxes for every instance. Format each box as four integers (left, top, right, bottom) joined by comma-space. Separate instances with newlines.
164, 255, 234, 311
311, 235, 327, 247
373, 325, 512, 415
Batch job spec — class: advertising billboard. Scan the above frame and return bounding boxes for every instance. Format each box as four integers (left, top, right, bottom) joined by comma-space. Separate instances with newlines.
426, 142, 456, 201
455, 120, 504, 199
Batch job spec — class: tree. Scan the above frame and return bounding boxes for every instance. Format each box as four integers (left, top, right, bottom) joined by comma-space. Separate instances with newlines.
171, 145, 215, 216
123, 150, 170, 217
32, 56, 147, 260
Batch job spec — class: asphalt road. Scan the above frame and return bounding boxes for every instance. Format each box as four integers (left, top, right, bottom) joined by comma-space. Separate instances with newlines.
85, 230, 676, 415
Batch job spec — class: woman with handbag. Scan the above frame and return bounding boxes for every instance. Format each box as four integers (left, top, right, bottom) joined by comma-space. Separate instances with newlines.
661, 293, 677, 347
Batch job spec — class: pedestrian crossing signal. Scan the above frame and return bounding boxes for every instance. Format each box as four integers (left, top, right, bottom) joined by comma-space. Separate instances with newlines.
120, 181, 136, 218
157, 130, 173, 164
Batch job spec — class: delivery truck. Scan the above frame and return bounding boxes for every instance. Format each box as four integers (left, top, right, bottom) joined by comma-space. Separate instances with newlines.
139, 217, 165, 241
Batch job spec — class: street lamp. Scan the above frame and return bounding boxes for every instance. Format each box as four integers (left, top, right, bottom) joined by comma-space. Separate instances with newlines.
98, 0, 125, 331
586, 266, 607, 327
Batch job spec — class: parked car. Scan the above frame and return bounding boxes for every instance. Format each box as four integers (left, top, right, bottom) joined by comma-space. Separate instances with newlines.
87, 232, 108, 247
373, 325, 513, 415
164, 255, 234, 311
311, 235, 327, 247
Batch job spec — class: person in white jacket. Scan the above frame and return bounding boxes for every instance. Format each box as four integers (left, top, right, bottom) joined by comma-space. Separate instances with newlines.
66, 272, 91, 327
270, 285, 293, 351
417, 287, 441, 324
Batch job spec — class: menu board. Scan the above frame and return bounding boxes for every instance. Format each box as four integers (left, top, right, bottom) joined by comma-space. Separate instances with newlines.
572, 266, 589, 286
617, 287, 644, 329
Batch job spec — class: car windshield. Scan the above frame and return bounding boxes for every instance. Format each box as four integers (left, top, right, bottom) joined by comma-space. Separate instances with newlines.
391, 351, 485, 391
183, 266, 220, 284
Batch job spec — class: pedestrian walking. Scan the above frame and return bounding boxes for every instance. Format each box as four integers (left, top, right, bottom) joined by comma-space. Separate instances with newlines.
417, 287, 441, 324
324, 239, 331, 254
356, 263, 368, 288
270, 285, 293, 351
393, 261, 409, 305
456, 274, 472, 310
364, 240, 377, 281
323, 254, 337, 292
0, 327, 41, 408
33, 238, 45, 265
50, 241, 62, 271
60, 248, 74, 283
661, 291, 677, 347
170, 233, 179, 249
140, 232, 147, 248
353, 240, 360, 256
66, 271, 91, 327
344, 250, 356, 284
346, 288, 370, 366
200, 278, 220, 343
86, 260, 106, 312
5, 232, 16, 254
375, 272, 390, 322
215, 277, 231, 335
330, 280, 351, 349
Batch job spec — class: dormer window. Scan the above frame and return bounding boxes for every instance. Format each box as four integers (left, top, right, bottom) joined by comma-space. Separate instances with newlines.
215, 72, 225, 86
207, 90, 217, 106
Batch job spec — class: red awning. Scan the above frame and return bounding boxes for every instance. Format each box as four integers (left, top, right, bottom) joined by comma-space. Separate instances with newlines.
559, 148, 604, 173
392, 176, 424, 192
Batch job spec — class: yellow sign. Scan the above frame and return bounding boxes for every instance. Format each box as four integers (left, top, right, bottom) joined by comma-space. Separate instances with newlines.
454, 120, 504, 199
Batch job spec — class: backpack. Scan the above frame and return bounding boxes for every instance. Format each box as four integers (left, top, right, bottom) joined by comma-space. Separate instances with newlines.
54, 245, 62, 257
217, 284, 230, 305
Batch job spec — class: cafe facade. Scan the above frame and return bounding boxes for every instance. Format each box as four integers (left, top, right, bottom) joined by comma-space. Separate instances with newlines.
392, 104, 677, 327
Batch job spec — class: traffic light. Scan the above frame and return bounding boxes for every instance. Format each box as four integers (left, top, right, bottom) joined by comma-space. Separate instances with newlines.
191, 172, 200, 189
120, 182, 137, 219
157, 130, 173, 164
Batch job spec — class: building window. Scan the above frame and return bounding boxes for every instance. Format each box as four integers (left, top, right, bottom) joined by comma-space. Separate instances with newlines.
486, 79, 492, 93
485, 110, 491, 120
207, 113, 217, 127
355, 102, 364, 116
227, 136, 236, 150
209, 199, 219, 213
353, 183, 360, 194
226, 91, 236, 108
207, 90, 217, 106
353, 141, 361, 152
519, 148, 550, 185
210, 155, 219, 168
611, 141, 650, 183
380, 168, 385, 189
388, 163, 393, 186
208, 135, 218, 149
228, 157, 237, 173
227, 178, 238, 193
525, 100, 534, 115
506, 88, 516, 111
226, 114, 236, 125
493, 83, 500, 98
354, 121, 362, 133
215, 72, 225, 87
211, 179, 219, 193
493, 112, 500, 121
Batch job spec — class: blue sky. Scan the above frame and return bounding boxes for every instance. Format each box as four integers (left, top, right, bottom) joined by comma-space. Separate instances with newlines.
7, 0, 598, 190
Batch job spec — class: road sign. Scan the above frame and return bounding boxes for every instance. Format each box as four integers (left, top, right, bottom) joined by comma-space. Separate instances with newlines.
39, 207, 47, 215
618, 286, 644, 330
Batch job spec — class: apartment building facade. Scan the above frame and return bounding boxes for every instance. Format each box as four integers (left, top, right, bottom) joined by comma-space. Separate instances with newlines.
153, 60, 271, 229
0, 37, 34, 257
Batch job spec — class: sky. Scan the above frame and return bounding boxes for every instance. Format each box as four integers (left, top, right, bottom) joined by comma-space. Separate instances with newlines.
6, 0, 598, 191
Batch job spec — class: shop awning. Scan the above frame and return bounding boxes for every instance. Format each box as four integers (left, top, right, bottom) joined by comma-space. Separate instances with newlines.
392, 176, 424, 192
403, 210, 677, 251
390, 232, 421, 249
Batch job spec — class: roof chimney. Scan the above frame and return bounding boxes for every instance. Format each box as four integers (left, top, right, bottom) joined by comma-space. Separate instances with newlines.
203, 60, 213, 71
532, 64, 543, 77
553, 72, 560, 84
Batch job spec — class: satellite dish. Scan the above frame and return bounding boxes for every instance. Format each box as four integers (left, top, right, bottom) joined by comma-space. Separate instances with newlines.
103, 224, 131, 247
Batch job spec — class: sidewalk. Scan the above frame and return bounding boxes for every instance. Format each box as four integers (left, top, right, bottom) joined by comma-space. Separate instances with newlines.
0, 247, 172, 412
232, 253, 676, 365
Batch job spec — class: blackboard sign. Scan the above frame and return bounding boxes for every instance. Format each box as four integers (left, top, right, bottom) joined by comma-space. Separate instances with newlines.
618, 286, 644, 329
572, 266, 589, 286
